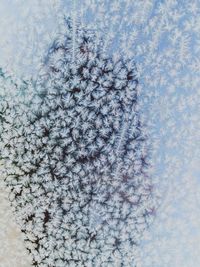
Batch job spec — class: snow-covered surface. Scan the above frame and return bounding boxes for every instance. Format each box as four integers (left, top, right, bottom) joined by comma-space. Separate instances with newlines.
0, 0, 199, 266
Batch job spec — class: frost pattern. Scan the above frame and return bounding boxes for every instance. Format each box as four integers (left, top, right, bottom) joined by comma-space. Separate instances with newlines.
0, 19, 154, 267
0, 0, 199, 266
0, 0, 61, 79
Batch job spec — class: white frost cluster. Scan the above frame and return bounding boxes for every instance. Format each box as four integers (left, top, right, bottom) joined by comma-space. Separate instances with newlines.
0, 18, 154, 267
0, 0, 199, 267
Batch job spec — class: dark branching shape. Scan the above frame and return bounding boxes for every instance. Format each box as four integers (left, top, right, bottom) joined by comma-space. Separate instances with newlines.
0, 18, 154, 267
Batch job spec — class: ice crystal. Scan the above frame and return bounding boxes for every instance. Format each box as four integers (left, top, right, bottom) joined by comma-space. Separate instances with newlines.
0, 18, 154, 267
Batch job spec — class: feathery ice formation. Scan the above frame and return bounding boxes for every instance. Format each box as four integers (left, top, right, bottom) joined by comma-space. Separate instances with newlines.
0, 19, 154, 267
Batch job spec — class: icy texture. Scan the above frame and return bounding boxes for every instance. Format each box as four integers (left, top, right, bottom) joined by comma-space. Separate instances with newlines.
0, 19, 154, 266
0, 0, 60, 79
0, 1, 199, 267
0, 179, 32, 267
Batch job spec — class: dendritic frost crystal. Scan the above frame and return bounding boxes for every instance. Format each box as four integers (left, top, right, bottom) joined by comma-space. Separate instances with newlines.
0, 18, 154, 267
